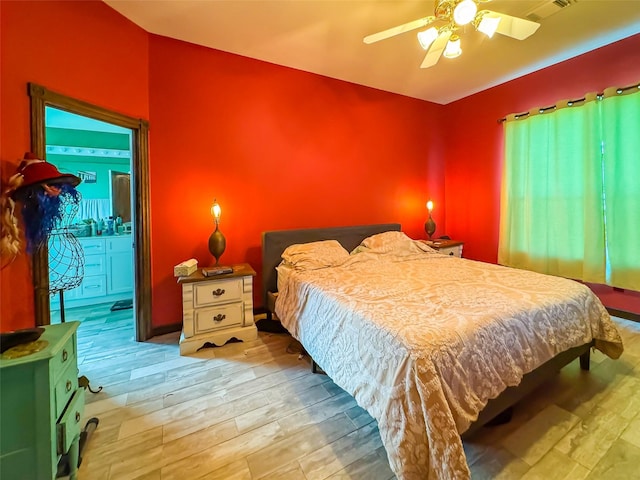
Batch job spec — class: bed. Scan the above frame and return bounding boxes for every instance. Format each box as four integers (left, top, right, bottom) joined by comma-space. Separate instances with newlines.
261, 224, 623, 480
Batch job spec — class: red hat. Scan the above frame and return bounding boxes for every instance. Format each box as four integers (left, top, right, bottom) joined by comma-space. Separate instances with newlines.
12, 153, 80, 199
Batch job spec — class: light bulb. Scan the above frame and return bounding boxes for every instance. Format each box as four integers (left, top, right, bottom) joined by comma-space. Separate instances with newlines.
211, 200, 221, 220
427, 200, 434, 212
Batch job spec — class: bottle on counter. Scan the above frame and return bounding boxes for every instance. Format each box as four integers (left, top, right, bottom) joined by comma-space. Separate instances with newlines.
96, 219, 103, 236
90, 219, 97, 237
106, 217, 115, 236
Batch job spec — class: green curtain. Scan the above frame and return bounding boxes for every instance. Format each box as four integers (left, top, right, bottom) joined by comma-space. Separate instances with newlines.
601, 92, 640, 290
499, 103, 606, 282
499, 88, 640, 289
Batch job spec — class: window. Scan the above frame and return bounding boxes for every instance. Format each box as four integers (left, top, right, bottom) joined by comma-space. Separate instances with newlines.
498, 86, 640, 291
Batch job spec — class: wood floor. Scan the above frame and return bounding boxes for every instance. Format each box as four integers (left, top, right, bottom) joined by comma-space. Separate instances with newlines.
65, 303, 640, 479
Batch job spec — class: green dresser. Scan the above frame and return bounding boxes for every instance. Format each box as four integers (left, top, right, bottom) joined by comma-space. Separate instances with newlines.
0, 322, 85, 480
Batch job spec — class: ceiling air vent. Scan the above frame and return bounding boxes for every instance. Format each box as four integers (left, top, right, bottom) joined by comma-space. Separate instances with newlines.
526, 0, 578, 22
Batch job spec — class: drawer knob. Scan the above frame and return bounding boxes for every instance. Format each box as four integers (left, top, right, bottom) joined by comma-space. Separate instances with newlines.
75, 412, 81, 423
212, 288, 226, 297
62, 349, 69, 362
449, 252, 454, 256
213, 314, 226, 322
66, 380, 72, 392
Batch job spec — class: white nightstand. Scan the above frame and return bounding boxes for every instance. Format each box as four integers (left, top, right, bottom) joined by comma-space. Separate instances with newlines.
424, 239, 464, 258
177, 263, 257, 355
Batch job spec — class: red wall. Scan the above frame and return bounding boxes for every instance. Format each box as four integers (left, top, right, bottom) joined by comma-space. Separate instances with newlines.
0, 2, 444, 332
443, 34, 640, 263
147, 35, 445, 327
0, 0, 149, 331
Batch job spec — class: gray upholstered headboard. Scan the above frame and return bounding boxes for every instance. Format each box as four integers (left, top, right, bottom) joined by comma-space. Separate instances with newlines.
261, 223, 401, 306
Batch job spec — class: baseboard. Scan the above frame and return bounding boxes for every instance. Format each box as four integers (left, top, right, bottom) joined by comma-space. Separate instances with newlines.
606, 307, 640, 323
150, 322, 182, 337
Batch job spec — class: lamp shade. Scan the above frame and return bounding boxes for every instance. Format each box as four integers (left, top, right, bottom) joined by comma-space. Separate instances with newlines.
417, 27, 439, 50
444, 35, 462, 58
453, 0, 477, 25
478, 15, 501, 38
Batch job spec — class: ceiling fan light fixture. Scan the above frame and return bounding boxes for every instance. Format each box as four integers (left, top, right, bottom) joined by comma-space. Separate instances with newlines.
453, 0, 477, 26
477, 14, 501, 38
443, 35, 462, 58
417, 27, 439, 50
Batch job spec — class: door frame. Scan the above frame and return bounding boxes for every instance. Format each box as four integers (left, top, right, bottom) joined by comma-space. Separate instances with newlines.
29, 83, 152, 341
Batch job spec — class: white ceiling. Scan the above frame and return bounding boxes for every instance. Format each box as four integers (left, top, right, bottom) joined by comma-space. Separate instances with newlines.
103, 0, 640, 105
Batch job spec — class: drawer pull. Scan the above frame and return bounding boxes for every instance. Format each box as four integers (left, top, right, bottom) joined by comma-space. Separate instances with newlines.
212, 288, 226, 297
62, 349, 69, 362
75, 412, 81, 423
213, 314, 226, 322
66, 380, 72, 392
449, 252, 455, 256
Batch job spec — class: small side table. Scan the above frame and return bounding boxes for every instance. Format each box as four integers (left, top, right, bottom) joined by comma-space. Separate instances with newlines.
177, 263, 257, 355
423, 239, 464, 257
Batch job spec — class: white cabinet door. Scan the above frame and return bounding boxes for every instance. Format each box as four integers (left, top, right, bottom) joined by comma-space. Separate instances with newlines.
107, 250, 133, 295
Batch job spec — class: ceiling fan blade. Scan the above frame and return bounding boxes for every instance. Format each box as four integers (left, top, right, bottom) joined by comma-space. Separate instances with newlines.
364, 16, 436, 44
488, 10, 540, 40
420, 30, 451, 69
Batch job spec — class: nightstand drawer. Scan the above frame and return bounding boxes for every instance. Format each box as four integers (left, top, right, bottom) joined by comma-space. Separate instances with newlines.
56, 388, 85, 455
51, 335, 76, 383
194, 278, 242, 307
194, 303, 243, 334
438, 245, 463, 257
54, 363, 79, 420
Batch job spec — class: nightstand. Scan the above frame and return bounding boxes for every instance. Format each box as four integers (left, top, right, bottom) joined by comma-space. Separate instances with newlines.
424, 239, 464, 257
0, 322, 84, 480
177, 263, 258, 355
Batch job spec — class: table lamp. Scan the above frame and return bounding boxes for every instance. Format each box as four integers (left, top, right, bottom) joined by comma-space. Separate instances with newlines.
425, 200, 436, 240
208, 199, 226, 265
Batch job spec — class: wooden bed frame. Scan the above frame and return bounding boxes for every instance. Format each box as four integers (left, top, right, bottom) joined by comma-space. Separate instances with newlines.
261, 223, 593, 437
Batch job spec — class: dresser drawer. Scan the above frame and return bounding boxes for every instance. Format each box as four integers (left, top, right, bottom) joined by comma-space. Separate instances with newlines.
81, 275, 107, 297
83, 254, 106, 276
194, 302, 243, 334
193, 278, 242, 307
54, 363, 79, 420
51, 335, 76, 383
81, 238, 105, 255
56, 388, 85, 455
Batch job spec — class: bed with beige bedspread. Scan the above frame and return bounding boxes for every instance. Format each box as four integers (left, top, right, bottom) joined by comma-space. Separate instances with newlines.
274, 232, 623, 480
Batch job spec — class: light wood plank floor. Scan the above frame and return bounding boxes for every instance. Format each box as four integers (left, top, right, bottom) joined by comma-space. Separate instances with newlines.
65, 304, 640, 479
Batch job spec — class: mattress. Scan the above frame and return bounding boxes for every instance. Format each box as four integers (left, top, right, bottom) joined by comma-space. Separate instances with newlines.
275, 246, 623, 479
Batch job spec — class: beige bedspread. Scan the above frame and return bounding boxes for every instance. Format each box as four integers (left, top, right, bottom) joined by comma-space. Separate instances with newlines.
275, 248, 623, 479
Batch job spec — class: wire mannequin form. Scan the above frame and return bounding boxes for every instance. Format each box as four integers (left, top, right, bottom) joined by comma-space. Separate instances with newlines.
47, 189, 85, 323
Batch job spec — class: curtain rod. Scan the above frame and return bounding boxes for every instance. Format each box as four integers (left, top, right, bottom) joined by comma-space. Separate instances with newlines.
497, 82, 640, 124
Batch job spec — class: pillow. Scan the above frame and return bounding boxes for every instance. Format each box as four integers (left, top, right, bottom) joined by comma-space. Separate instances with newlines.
281, 240, 349, 270
353, 231, 416, 254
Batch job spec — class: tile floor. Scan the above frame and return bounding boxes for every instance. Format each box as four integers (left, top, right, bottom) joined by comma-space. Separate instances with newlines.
66, 303, 640, 479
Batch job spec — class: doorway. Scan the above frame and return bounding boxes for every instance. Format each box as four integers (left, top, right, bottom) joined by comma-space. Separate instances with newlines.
29, 83, 152, 341
45, 107, 136, 335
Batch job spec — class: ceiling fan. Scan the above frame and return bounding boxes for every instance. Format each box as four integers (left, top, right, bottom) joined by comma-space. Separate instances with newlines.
364, 0, 541, 69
